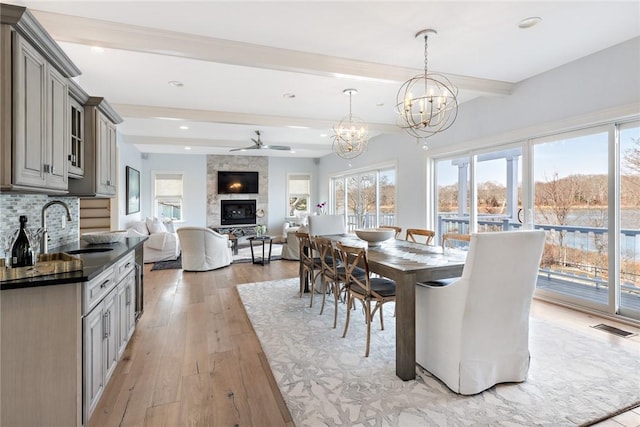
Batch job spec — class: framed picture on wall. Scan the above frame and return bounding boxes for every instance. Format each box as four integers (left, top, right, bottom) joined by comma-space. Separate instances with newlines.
126, 166, 140, 214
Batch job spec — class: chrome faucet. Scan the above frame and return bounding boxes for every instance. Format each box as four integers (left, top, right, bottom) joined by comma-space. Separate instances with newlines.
41, 200, 72, 254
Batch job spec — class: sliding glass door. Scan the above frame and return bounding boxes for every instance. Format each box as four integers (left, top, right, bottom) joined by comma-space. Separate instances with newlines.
532, 127, 610, 311
619, 121, 640, 318
432, 120, 640, 320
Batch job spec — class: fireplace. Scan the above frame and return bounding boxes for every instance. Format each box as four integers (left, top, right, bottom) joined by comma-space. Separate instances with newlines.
221, 199, 256, 225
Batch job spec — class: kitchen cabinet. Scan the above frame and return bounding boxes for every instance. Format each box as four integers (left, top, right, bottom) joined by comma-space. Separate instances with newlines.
118, 270, 136, 356
0, 4, 81, 194
68, 97, 123, 197
82, 250, 135, 423
68, 79, 89, 178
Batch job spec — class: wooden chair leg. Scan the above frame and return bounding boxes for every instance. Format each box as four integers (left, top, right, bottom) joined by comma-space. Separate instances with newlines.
365, 299, 372, 357
332, 282, 340, 329
342, 292, 352, 338
319, 275, 327, 315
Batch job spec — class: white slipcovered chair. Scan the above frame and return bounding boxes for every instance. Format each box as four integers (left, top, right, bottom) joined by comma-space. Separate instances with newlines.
416, 230, 546, 395
176, 227, 232, 271
308, 214, 346, 236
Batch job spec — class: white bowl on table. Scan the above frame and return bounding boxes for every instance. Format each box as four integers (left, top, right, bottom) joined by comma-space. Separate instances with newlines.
354, 228, 395, 246
81, 231, 127, 245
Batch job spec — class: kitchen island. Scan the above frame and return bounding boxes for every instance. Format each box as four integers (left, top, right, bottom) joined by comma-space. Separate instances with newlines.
1, 237, 146, 426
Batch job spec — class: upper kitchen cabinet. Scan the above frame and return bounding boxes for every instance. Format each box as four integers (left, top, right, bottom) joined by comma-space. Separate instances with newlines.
68, 79, 89, 179
68, 97, 123, 197
0, 4, 81, 194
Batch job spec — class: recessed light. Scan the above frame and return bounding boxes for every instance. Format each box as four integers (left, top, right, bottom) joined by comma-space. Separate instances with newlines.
320, 133, 328, 138
518, 17, 542, 29
90, 46, 104, 53
376, 102, 385, 107
287, 125, 309, 129
283, 93, 296, 99
179, 125, 189, 130
184, 146, 192, 150
168, 80, 184, 87
290, 150, 296, 154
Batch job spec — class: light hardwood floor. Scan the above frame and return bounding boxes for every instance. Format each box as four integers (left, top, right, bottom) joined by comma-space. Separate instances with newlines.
89, 260, 640, 427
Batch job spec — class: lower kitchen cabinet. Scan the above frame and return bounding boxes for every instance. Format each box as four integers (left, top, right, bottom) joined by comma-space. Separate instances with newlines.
118, 270, 136, 357
82, 255, 136, 424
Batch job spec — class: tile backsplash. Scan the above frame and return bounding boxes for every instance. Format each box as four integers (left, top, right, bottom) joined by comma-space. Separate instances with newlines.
0, 194, 79, 254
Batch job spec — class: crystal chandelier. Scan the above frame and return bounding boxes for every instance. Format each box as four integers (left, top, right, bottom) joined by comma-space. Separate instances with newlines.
332, 88, 368, 159
396, 29, 458, 141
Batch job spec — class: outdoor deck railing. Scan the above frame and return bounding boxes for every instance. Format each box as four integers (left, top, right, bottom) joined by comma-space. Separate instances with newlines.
438, 214, 640, 294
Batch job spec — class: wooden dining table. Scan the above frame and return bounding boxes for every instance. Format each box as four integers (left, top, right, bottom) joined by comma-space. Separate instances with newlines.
323, 234, 466, 381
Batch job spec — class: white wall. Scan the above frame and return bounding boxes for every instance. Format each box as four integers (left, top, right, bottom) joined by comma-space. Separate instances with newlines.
117, 148, 319, 234
268, 157, 319, 235
137, 153, 208, 228
426, 36, 640, 155
117, 139, 143, 229
318, 37, 640, 230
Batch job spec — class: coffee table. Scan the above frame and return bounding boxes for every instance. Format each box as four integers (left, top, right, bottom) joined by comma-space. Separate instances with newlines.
247, 236, 273, 265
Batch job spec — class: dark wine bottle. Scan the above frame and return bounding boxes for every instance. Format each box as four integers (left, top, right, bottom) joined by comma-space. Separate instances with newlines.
11, 215, 33, 268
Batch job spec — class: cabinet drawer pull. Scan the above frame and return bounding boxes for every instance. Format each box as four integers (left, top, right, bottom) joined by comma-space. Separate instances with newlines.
103, 313, 108, 339
43, 164, 50, 173
100, 279, 110, 289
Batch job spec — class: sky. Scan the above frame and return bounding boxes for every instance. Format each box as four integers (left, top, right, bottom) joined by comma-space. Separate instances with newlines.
437, 127, 639, 186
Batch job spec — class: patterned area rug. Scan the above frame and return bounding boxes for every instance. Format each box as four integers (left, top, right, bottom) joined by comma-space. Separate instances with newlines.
237, 278, 640, 427
151, 244, 283, 270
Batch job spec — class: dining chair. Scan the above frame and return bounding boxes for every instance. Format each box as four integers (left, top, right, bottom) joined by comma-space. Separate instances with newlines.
336, 242, 396, 357
415, 230, 546, 395
405, 228, 435, 245
295, 231, 322, 307
314, 237, 365, 328
420, 232, 472, 287
442, 232, 471, 249
379, 225, 402, 239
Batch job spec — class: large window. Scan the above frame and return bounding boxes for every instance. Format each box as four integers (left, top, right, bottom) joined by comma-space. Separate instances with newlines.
287, 174, 311, 217
153, 172, 183, 221
331, 165, 396, 231
431, 119, 640, 321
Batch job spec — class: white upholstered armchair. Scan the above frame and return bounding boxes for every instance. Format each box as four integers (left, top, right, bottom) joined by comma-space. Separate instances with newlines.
415, 230, 546, 395
176, 227, 232, 271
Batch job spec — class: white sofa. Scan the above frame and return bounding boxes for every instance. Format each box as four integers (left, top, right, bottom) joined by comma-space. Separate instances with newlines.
176, 227, 232, 271
126, 217, 181, 263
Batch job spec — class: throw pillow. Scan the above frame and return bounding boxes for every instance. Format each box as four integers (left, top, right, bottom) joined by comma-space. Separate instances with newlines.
146, 217, 167, 234
130, 221, 149, 236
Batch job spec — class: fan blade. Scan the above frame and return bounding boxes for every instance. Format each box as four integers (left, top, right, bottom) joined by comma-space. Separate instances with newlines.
268, 145, 291, 151
229, 145, 259, 152
251, 138, 260, 144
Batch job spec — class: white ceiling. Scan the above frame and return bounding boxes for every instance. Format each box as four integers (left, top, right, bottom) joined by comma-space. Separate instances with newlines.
7, 1, 640, 158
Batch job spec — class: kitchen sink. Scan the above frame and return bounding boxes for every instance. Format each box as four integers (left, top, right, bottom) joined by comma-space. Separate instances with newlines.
65, 248, 114, 255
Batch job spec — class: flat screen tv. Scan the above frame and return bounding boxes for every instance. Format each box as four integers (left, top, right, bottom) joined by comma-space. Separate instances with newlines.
217, 171, 259, 194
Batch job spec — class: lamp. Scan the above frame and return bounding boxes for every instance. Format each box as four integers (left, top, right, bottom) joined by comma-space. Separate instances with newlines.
332, 88, 368, 159
396, 29, 458, 142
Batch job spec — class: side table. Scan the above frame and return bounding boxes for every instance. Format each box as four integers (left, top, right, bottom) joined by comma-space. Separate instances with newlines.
227, 234, 238, 255
247, 236, 273, 265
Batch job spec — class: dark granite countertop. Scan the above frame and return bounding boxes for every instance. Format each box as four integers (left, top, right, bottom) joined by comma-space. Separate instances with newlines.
0, 236, 147, 291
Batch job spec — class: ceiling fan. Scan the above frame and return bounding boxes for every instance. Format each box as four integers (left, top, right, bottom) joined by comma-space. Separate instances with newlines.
230, 130, 291, 152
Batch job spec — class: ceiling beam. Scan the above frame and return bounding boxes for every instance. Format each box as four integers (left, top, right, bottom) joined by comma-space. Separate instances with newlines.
33, 10, 513, 97
112, 103, 402, 134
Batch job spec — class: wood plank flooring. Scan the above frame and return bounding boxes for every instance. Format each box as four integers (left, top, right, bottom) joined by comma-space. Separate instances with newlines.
89, 260, 640, 427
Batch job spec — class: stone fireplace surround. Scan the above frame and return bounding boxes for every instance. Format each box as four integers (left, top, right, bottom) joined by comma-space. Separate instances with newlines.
206, 155, 268, 229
